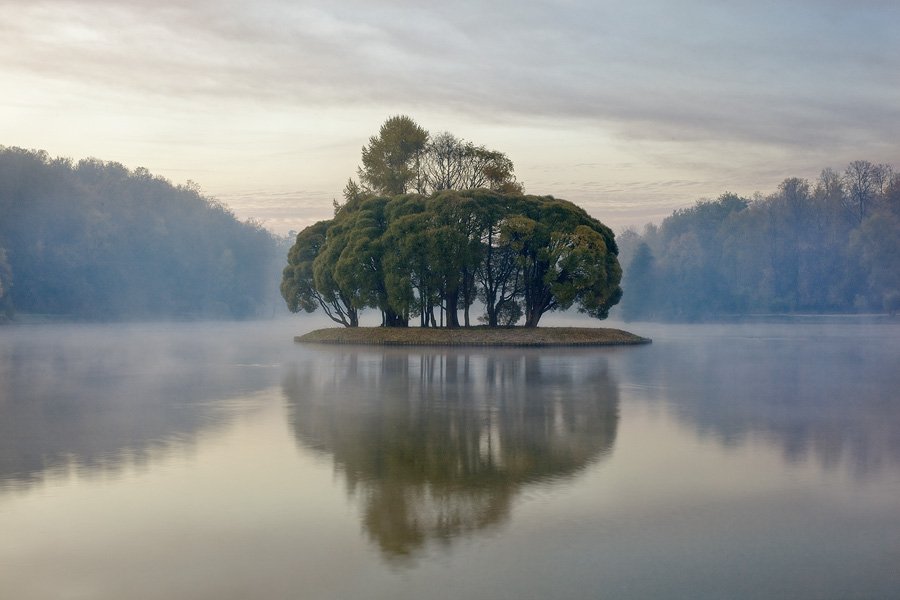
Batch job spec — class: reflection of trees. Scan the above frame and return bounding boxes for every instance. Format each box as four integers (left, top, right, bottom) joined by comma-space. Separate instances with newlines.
284, 349, 619, 560
0, 324, 280, 492
625, 324, 900, 478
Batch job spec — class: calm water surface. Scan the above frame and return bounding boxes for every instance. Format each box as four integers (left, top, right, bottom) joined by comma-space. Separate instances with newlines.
1, 318, 899, 599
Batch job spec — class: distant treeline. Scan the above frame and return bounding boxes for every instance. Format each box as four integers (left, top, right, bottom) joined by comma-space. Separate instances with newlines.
618, 160, 900, 320
0, 146, 285, 321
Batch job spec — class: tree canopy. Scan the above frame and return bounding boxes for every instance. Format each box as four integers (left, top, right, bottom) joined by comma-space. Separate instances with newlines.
352, 116, 522, 199
282, 190, 622, 328
358, 115, 429, 196
284, 116, 620, 328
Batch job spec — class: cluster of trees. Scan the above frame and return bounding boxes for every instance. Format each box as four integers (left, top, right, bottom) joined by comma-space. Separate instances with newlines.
282, 190, 622, 328
282, 116, 621, 328
0, 146, 285, 321
619, 160, 900, 320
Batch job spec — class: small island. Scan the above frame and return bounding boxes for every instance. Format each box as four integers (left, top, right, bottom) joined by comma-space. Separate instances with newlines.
283, 117, 635, 345
296, 326, 650, 347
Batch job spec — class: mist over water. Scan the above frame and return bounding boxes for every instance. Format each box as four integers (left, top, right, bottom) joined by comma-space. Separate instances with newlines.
1, 318, 899, 599
0, 321, 288, 491
617, 320, 900, 478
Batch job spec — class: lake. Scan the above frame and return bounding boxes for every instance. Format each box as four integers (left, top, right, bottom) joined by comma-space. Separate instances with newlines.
1, 318, 899, 599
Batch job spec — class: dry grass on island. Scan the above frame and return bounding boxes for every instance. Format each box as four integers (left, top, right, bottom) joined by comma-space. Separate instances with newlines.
296, 326, 651, 347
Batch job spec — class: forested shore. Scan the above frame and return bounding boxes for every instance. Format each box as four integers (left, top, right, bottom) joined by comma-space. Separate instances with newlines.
2, 131, 897, 325
0, 146, 286, 321
617, 161, 899, 321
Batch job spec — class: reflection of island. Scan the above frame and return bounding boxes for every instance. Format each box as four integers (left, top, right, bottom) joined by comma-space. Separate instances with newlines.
284, 349, 620, 560
0, 324, 280, 492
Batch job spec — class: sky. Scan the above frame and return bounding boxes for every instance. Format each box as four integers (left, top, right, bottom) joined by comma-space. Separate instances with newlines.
3, 0, 898, 235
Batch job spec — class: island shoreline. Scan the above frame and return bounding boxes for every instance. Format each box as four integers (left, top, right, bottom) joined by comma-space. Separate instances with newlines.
295, 326, 651, 347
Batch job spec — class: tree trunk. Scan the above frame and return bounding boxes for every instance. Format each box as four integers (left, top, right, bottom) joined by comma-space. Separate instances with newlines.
445, 290, 460, 328
383, 308, 407, 327
486, 303, 498, 328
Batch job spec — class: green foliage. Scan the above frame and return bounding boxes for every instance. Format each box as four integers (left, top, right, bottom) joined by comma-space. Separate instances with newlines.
311, 209, 363, 326
281, 220, 329, 314
282, 116, 617, 328
0, 146, 282, 320
382, 199, 431, 323
350, 115, 523, 200
359, 115, 429, 195
283, 190, 622, 328
497, 197, 621, 327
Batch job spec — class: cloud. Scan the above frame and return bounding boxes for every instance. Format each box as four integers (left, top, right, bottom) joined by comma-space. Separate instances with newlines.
7, 0, 898, 143
3, 0, 898, 231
